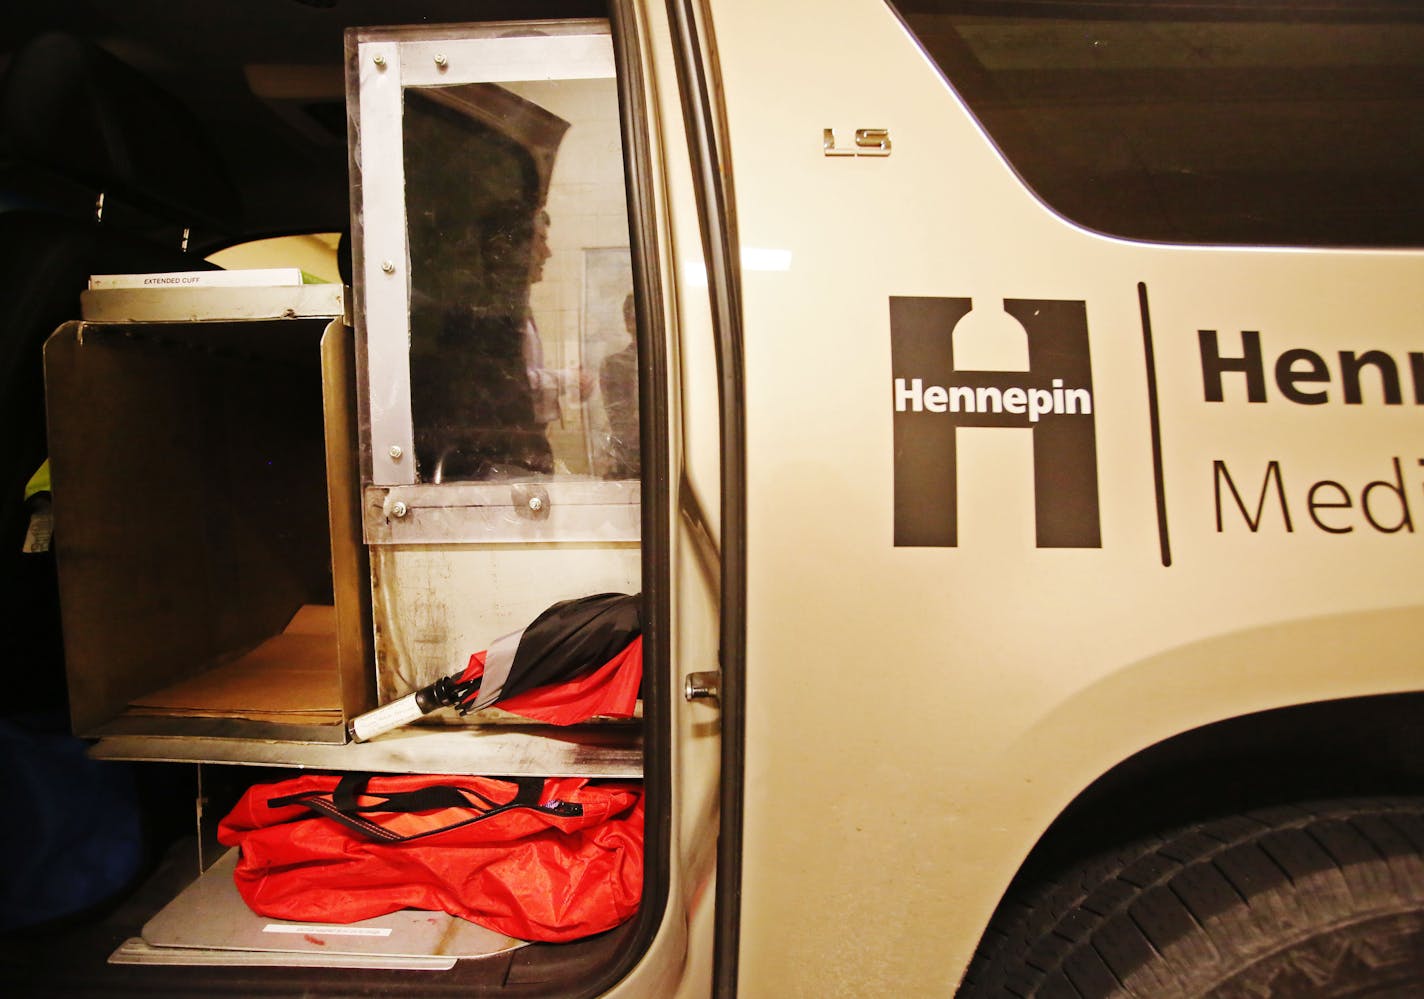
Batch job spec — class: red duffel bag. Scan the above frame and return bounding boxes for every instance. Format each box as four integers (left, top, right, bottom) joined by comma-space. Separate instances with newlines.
217, 772, 643, 942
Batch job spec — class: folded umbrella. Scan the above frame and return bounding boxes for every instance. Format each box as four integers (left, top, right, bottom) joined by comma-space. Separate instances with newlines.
348, 592, 641, 742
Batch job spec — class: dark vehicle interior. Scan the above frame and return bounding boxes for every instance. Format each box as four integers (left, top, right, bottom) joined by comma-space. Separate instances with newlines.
0, 3, 660, 996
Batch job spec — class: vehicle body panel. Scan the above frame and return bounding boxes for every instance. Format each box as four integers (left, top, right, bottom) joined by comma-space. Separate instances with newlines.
697, 0, 1424, 992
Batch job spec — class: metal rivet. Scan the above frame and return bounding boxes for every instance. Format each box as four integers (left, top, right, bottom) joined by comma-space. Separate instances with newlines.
373, 54, 387, 68
528, 496, 544, 513
391, 501, 409, 518
433, 54, 448, 68
381, 260, 395, 274
388, 445, 403, 460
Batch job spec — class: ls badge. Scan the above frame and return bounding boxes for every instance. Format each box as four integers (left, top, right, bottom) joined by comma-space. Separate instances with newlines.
823, 127, 891, 157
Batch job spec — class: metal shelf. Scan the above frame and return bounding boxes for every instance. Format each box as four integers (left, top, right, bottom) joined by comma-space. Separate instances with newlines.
89, 723, 642, 778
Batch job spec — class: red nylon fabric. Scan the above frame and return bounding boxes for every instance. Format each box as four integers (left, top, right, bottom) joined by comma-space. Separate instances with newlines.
217, 774, 643, 942
462, 635, 643, 725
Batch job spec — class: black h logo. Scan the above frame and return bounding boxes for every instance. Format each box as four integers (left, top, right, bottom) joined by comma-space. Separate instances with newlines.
890, 297, 1101, 548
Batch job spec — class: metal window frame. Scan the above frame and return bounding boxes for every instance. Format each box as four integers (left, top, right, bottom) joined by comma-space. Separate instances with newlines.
349, 23, 618, 489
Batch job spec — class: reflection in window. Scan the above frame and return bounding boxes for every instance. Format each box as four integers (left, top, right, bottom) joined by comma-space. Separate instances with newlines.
403, 79, 639, 483
599, 291, 641, 479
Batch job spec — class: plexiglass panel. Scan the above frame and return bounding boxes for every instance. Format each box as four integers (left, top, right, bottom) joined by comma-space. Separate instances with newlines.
354, 25, 639, 487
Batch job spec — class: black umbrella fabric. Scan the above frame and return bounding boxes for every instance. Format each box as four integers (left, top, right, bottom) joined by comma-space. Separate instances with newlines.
349, 593, 641, 742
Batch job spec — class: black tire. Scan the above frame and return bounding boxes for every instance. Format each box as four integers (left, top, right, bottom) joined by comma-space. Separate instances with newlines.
959, 798, 1424, 998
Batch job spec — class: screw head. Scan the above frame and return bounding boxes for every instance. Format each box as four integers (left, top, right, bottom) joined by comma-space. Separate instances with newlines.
528, 496, 545, 513
391, 500, 409, 518
388, 444, 403, 460
434, 54, 448, 68
381, 260, 395, 274
373, 54, 387, 68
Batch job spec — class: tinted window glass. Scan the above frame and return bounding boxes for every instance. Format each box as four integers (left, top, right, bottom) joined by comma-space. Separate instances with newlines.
889, 1, 1424, 247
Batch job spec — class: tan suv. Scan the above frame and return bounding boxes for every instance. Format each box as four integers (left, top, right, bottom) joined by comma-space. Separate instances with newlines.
5, 1, 1423, 996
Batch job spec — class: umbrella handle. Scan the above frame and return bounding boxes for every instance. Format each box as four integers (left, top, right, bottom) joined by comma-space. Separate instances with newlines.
347, 677, 457, 743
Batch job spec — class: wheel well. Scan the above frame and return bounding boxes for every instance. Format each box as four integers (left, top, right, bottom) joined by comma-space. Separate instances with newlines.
1011, 692, 1424, 890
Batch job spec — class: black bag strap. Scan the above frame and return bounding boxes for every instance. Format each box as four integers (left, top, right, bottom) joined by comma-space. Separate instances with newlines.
330, 773, 496, 815
268, 774, 578, 844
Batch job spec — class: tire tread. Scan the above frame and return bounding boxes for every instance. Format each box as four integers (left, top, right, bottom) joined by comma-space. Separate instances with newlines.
958, 797, 1424, 998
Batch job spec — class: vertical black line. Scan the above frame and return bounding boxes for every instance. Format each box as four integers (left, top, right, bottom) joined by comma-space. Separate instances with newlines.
1139, 282, 1172, 567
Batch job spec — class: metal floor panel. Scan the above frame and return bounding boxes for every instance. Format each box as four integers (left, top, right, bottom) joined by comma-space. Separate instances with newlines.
110, 937, 455, 971
136, 849, 527, 966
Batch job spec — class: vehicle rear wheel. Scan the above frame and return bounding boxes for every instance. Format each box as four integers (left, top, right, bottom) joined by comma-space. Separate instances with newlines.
958, 797, 1424, 998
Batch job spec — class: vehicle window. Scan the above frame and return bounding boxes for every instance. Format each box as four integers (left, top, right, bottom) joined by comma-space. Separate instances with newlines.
888, 1, 1424, 248
355, 27, 639, 485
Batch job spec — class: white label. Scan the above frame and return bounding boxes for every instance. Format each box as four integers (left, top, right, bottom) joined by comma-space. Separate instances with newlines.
263, 923, 393, 938
349, 692, 425, 742
88, 268, 304, 290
